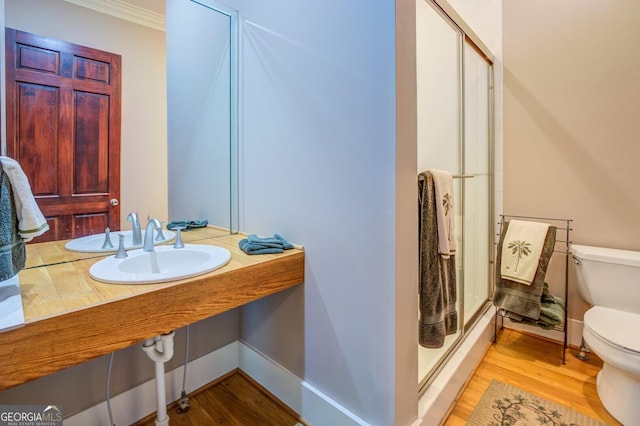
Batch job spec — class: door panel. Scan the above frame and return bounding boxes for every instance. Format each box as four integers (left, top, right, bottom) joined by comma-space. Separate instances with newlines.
72, 213, 109, 237
5, 28, 121, 243
15, 82, 60, 195
74, 91, 110, 194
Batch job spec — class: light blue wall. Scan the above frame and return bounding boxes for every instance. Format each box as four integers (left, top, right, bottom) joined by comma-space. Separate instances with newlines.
225, 0, 402, 424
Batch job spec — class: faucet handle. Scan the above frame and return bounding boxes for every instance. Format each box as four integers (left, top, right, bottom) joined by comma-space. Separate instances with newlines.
173, 227, 186, 249
101, 227, 115, 250
115, 234, 128, 259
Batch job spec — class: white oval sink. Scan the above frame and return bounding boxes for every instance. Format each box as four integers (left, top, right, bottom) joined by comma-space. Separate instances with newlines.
65, 229, 176, 253
89, 244, 231, 285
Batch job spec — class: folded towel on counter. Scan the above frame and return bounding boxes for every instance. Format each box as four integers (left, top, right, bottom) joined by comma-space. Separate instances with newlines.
0, 163, 26, 281
500, 219, 550, 285
167, 219, 208, 230
0, 156, 49, 242
428, 169, 456, 258
239, 234, 294, 255
493, 220, 556, 320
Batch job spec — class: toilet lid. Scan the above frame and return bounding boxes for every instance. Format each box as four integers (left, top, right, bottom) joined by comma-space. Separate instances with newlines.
584, 306, 640, 353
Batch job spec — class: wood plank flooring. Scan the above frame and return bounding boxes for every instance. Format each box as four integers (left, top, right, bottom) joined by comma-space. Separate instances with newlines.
443, 328, 622, 425
135, 329, 622, 425
133, 369, 305, 426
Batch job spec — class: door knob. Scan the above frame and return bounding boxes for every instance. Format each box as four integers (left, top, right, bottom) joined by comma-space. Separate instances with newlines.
110, 198, 119, 206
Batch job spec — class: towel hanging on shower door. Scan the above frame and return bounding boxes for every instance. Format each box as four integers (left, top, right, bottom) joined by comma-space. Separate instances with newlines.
418, 171, 457, 349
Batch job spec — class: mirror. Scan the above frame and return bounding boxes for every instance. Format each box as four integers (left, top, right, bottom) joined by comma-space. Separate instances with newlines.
167, 0, 239, 235
3, 0, 238, 267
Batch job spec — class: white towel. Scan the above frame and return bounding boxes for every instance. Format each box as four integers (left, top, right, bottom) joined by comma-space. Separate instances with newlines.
500, 220, 550, 285
0, 275, 25, 332
429, 169, 455, 258
0, 157, 49, 242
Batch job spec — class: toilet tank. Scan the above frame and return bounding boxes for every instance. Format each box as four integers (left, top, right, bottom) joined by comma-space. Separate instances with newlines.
570, 244, 640, 314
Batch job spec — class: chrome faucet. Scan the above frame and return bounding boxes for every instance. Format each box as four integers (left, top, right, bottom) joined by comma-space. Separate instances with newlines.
143, 218, 162, 252
128, 212, 142, 246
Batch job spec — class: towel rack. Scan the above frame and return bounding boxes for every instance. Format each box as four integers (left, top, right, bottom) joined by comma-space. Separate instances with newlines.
493, 214, 573, 364
418, 173, 477, 181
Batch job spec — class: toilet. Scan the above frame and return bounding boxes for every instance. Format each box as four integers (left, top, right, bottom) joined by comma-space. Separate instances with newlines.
570, 244, 640, 425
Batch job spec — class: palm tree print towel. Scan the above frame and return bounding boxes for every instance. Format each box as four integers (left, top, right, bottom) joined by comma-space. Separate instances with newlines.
428, 169, 455, 258
493, 221, 556, 320
500, 220, 550, 285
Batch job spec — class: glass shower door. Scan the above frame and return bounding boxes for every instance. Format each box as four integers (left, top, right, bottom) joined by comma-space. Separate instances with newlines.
462, 42, 492, 325
416, 0, 463, 382
416, 0, 494, 387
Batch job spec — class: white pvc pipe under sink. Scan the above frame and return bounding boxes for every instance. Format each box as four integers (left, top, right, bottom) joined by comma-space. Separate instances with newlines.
142, 332, 175, 426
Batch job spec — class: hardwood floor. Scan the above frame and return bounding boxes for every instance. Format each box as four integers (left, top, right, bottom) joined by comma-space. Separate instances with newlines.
135, 329, 621, 425
133, 369, 305, 426
443, 328, 622, 425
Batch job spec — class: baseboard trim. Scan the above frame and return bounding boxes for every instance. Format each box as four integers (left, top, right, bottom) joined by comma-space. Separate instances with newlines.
238, 340, 368, 425
237, 340, 303, 416
66, 339, 367, 425
65, 342, 239, 426
416, 307, 495, 425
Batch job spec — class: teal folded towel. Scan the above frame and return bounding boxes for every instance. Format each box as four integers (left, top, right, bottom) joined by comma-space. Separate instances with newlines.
239, 234, 294, 255
167, 219, 208, 230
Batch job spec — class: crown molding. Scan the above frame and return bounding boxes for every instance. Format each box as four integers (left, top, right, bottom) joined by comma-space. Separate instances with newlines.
64, 0, 165, 32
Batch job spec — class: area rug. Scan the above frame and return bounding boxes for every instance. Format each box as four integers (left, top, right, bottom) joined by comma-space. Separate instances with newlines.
467, 380, 607, 426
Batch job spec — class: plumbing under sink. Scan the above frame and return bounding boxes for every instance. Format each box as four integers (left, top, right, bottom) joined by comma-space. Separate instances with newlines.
89, 244, 231, 284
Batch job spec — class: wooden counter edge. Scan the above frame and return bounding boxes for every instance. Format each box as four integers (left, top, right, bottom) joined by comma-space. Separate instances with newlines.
0, 250, 304, 391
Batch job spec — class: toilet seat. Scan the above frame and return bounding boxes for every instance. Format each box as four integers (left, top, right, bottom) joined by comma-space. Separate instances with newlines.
584, 306, 640, 353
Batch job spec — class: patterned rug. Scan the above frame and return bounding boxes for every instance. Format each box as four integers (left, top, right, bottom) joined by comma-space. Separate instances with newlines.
467, 380, 607, 426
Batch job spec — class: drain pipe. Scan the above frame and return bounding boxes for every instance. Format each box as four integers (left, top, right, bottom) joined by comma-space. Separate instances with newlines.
142, 332, 175, 426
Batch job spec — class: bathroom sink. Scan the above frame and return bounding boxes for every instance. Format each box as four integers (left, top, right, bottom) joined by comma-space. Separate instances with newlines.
89, 244, 231, 285
65, 229, 176, 253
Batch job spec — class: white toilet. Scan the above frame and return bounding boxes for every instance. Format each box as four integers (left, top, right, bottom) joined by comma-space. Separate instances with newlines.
570, 244, 640, 425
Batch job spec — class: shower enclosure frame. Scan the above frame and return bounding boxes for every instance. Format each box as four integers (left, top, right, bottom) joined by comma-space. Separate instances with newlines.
417, 0, 496, 393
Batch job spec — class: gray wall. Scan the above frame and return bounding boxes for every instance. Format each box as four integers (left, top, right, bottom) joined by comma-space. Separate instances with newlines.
229, 0, 417, 424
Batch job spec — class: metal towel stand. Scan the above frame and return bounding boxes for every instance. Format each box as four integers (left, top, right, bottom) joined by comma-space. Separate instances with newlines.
493, 214, 573, 365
